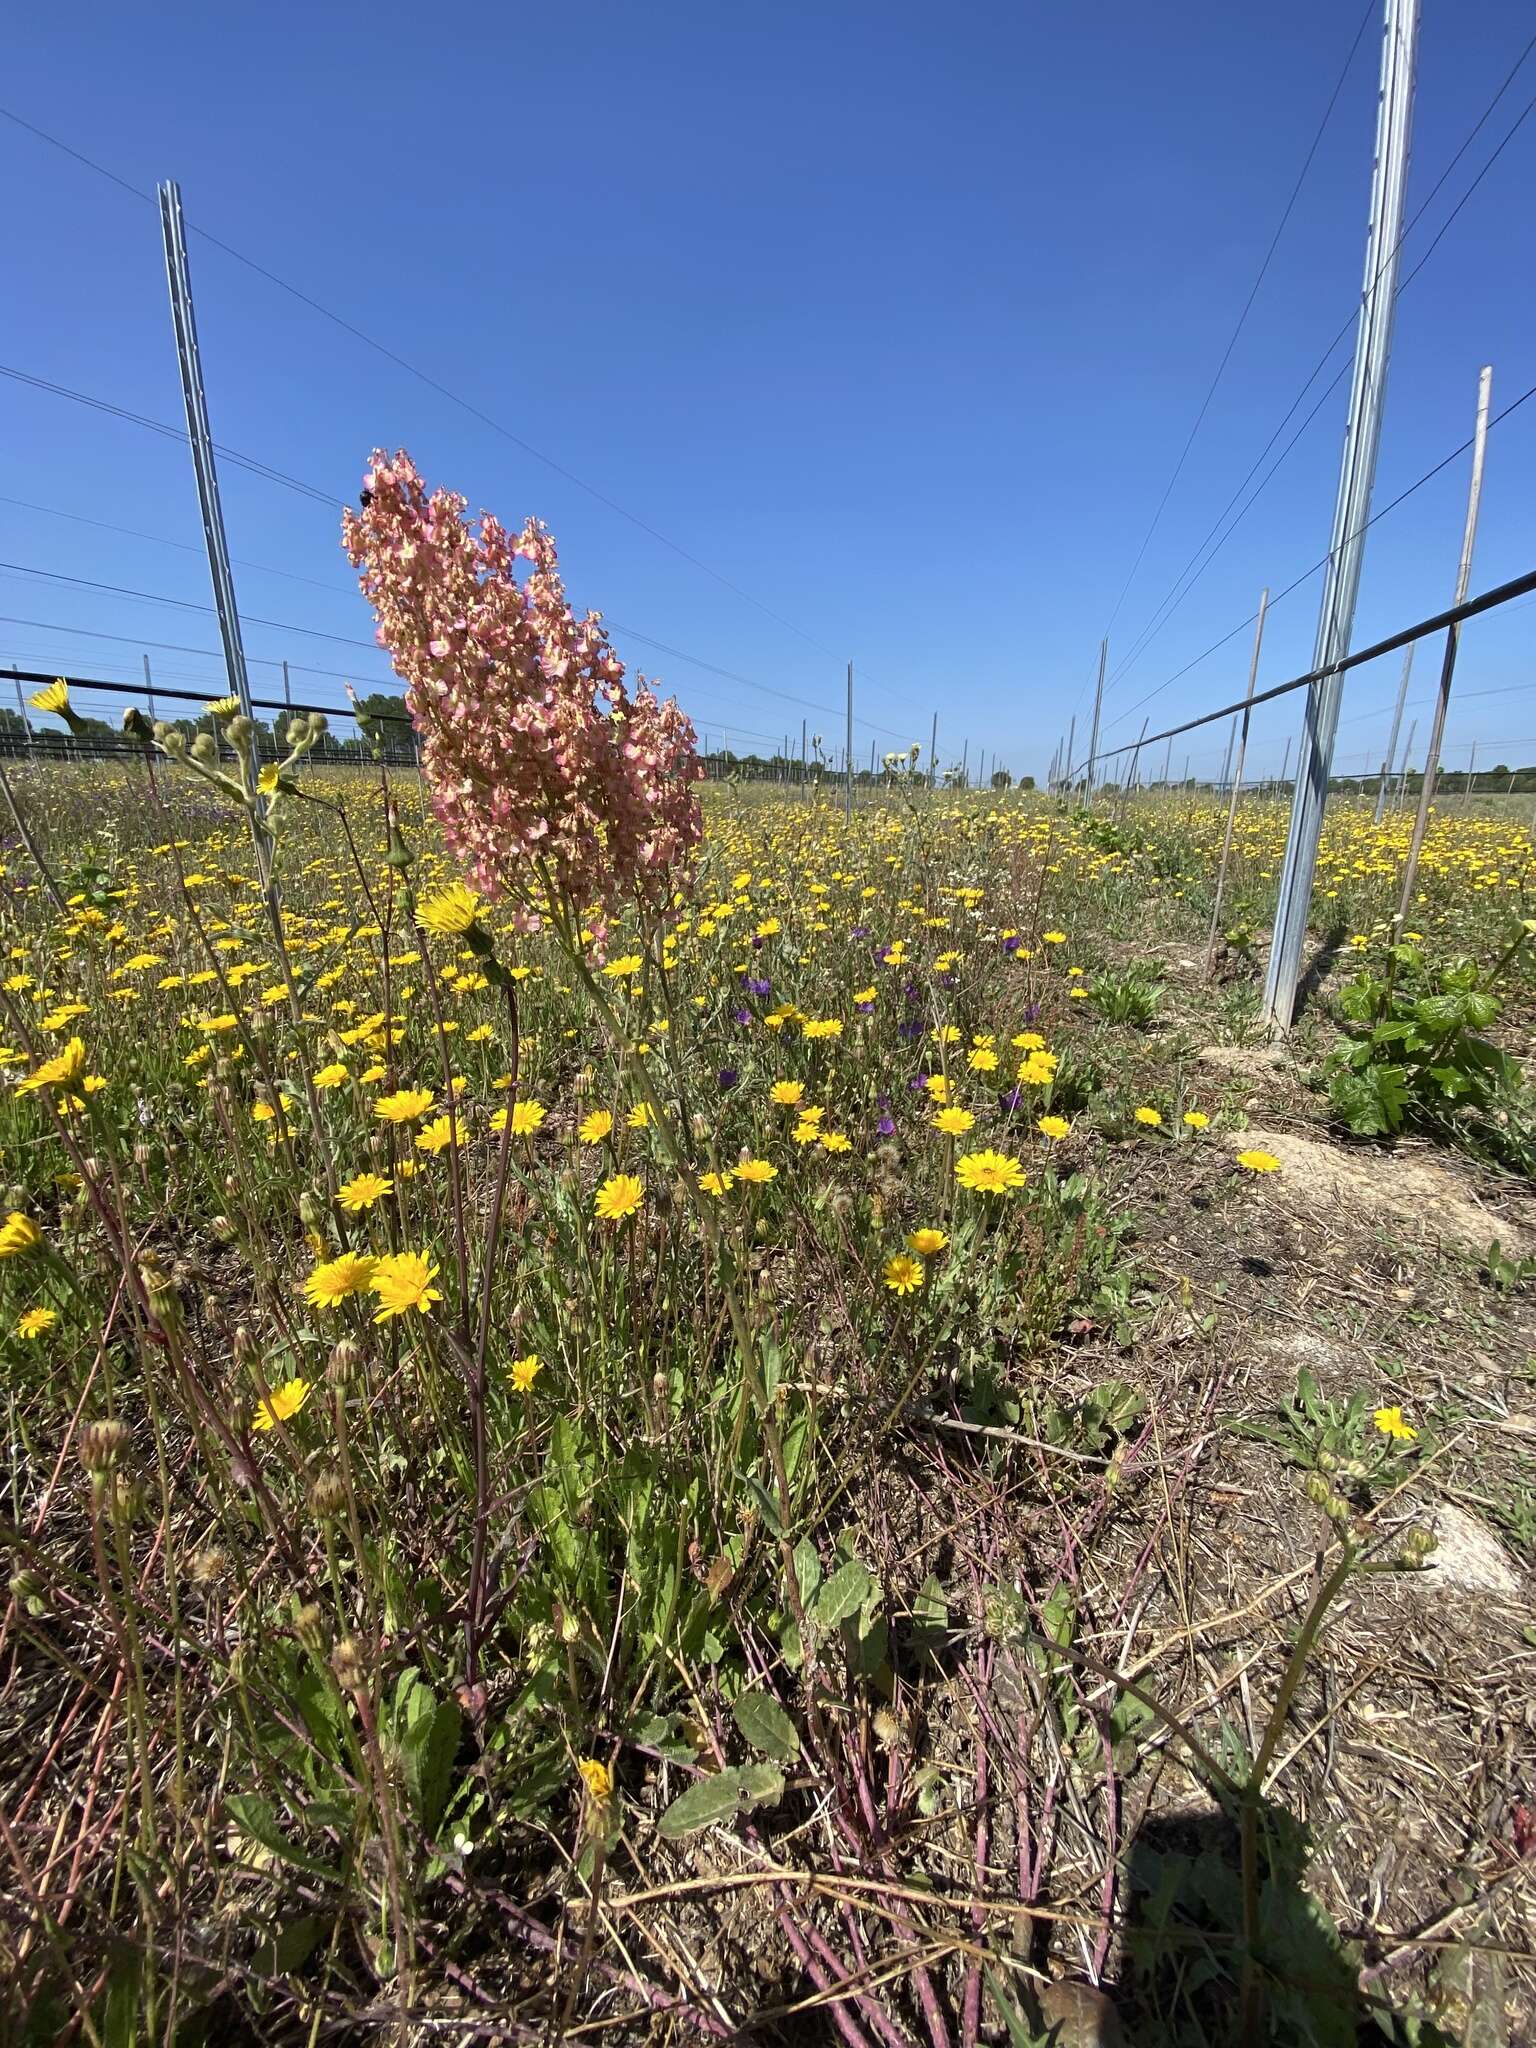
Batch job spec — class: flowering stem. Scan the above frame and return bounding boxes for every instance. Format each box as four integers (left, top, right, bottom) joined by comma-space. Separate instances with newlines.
463, 978, 520, 1698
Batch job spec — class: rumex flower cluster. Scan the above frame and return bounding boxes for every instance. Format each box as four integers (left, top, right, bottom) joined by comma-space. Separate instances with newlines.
342, 450, 703, 927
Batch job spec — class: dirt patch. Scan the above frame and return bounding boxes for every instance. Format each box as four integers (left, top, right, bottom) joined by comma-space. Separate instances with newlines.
1424, 1501, 1524, 1599
1196, 1043, 1289, 1083
1219, 1124, 1531, 1259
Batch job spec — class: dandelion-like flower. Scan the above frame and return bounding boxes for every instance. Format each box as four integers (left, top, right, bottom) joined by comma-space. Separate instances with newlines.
253, 1377, 312, 1432
0, 1212, 41, 1259
578, 1109, 614, 1144
907, 1228, 948, 1255
417, 882, 481, 938
734, 1158, 777, 1184
1133, 1106, 1163, 1128
373, 1087, 436, 1123
932, 1106, 975, 1136
304, 1252, 378, 1310
1236, 1149, 1280, 1173
594, 1173, 644, 1222
511, 1354, 543, 1392
16, 1306, 56, 1340
16, 1036, 86, 1096
955, 1149, 1027, 1195
1037, 1115, 1071, 1141
883, 1253, 925, 1295
338, 1172, 393, 1213
370, 1251, 442, 1321
1373, 1404, 1417, 1442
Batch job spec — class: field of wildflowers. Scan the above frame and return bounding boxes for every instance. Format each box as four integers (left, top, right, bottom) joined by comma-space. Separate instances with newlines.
3, 459, 1534, 2043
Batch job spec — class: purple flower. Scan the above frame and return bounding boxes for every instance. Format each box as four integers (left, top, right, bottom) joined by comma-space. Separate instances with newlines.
1001, 1087, 1022, 1111
1021, 1001, 1041, 1023
850, 924, 870, 940
745, 977, 772, 999
876, 1115, 896, 1137
908, 1074, 929, 1093
717, 1067, 739, 1092
734, 1007, 752, 1026
897, 1019, 922, 1042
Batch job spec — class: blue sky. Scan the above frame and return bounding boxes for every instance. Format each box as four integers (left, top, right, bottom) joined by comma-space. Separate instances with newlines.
3, 0, 1534, 784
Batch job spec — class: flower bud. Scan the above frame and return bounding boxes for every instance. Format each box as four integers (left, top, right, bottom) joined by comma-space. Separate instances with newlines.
294, 1602, 328, 1655
211, 1214, 238, 1244
308, 1468, 347, 1520
330, 1636, 366, 1692
80, 1417, 130, 1474
232, 1326, 259, 1370
108, 1473, 146, 1525
1303, 1472, 1331, 1509
298, 1191, 325, 1231
328, 1337, 364, 1386
190, 733, 218, 766
227, 715, 254, 749
188, 1547, 227, 1586
9, 1567, 46, 1615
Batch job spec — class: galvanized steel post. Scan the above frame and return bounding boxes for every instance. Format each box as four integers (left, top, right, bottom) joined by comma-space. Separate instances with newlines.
1262, 0, 1419, 1029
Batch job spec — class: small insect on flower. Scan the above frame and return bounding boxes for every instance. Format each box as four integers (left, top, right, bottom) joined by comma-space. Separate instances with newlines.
1133, 1106, 1163, 1128
1182, 1111, 1210, 1130
304, 1252, 378, 1310
578, 1109, 614, 1145
373, 1087, 436, 1124
883, 1253, 925, 1295
511, 1354, 543, 1393
594, 1174, 644, 1222
955, 1149, 1027, 1195
1037, 1115, 1071, 1141
0, 1211, 42, 1258
577, 1758, 613, 1804
338, 1172, 393, 1213
1236, 1149, 1281, 1173
370, 1251, 442, 1321
16, 1306, 57, 1340
416, 882, 481, 938
932, 1106, 975, 1136
907, 1227, 949, 1255
253, 1377, 312, 1432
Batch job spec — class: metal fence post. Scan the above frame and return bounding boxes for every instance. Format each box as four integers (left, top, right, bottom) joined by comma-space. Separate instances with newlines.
1262, 0, 1419, 1029
158, 180, 255, 730
1372, 644, 1413, 823
1207, 588, 1269, 966
1085, 639, 1106, 796
844, 661, 853, 825
1395, 365, 1492, 927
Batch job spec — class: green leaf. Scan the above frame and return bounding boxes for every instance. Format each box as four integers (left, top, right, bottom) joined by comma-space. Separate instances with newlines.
814, 1558, 874, 1628
226, 1794, 340, 1883
658, 1761, 786, 1837
252, 1915, 323, 1979
732, 1689, 800, 1761
792, 1536, 823, 1608
659, 1769, 746, 1837
734, 1762, 786, 1812
737, 1467, 786, 1538
395, 1672, 462, 1835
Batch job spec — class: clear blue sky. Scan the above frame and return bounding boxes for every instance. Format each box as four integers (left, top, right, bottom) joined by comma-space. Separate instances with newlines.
3, 0, 1534, 784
